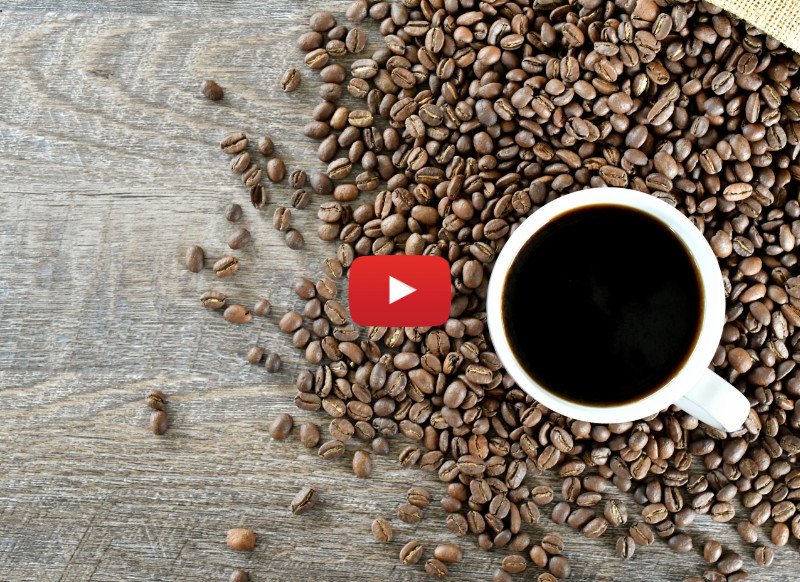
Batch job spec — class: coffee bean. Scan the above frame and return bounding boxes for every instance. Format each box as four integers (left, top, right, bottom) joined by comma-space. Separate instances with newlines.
425, 558, 447, 578
226, 528, 256, 551
231, 151, 250, 174
227, 227, 251, 250
221, 132, 247, 154
264, 353, 281, 373
247, 346, 264, 364
718, 552, 743, 575
755, 545, 774, 566
667, 533, 692, 553
200, 290, 226, 310
291, 485, 319, 515
224, 305, 252, 324
548, 556, 571, 579
213, 256, 239, 278
200, 79, 223, 101
408, 486, 430, 508
185, 245, 204, 272
281, 67, 301, 92
616, 535, 636, 560
266, 158, 286, 183
285, 230, 305, 250
309, 11, 335, 32
353, 450, 372, 478
434, 544, 462, 564
372, 517, 392, 543
400, 540, 423, 565
257, 136, 274, 156
228, 570, 248, 582
300, 422, 319, 449
269, 413, 293, 440
704, 540, 722, 563
501, 555, 527, 573
225, 203, 243, 222
541, 534, 564, 555
150, 410, 168, 435
145, 389, 165, 410
629, 522, 654, 546
398, 503, 422, 524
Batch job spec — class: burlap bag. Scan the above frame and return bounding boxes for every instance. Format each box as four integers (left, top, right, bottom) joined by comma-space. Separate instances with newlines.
713, 0, 800, 53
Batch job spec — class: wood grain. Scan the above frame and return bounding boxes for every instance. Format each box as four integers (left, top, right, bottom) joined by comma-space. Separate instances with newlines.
0, 2, 798, 581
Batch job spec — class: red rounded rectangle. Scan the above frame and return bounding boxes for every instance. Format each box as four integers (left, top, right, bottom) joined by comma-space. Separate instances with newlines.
349, 256, 451, 327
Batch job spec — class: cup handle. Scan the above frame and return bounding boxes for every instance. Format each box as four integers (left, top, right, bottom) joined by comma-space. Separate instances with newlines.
675, 369, 750, 432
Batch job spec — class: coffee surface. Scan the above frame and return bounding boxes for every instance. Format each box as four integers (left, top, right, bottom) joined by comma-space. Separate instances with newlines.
503, 205, 703, 406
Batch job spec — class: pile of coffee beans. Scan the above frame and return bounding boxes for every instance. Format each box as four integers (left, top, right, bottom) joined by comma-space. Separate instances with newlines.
188, 0, 800, 579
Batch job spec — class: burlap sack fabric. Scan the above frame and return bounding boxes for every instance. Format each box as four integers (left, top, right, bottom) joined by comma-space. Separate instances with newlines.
712, 0, 800, 53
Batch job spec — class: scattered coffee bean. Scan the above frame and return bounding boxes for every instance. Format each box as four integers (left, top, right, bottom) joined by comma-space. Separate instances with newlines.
408, 486, 430, 508
253, 298, 271, 317
225, 203, 243, 222
281, 67, 301, 92
145, 389, 165, 410
353, 450, 372, 478
425, 558, 447, 579
224, 305, 252, 324
228, 227, 251, 250
200, 290, 226, 310
269, 413, 293, 440
220, 132, 247, 154
291, 486, 319, 515
200, 79, 223, 101
264, 353, 281, 373
228, 570, 248, 582
226, 528, 256, 551
257, 136, 274, 156
434, 544, 462, 564
397, 503, 422, 524
150, 410, 168, 435
247, 346, 264, 364
502, 555, 527, 573
285, 229, 304, 250
616, 535, 636, 560
185, 245, 204, 272
266, 158, 286, 183
212, 256, 239, 278
400, 540, 423, 565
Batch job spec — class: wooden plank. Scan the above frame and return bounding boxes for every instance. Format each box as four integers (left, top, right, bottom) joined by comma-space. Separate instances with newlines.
0, 2, 797, 580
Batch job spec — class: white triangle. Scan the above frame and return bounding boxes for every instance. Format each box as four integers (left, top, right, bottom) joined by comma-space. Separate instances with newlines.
389, 276, 416, 304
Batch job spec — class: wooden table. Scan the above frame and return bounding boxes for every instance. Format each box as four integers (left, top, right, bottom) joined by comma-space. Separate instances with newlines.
0, 2, 797, 580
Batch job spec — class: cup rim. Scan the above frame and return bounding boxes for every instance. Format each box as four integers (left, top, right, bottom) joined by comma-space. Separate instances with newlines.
486, 187, 726, 424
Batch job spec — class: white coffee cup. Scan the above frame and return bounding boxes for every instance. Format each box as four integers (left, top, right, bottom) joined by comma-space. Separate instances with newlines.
487, 187, 751, 432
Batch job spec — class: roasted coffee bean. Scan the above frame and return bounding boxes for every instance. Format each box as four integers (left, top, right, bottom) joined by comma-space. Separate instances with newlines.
281, 67, 301, 92
266, 158, 286, 183
145, 389, 165, 410
150, 410, 168, 435
228, 227, 251, 250
269, 413, 293, 440
353, 450, 372, 478
247, 346, 264, 364
213, 256, 239, 278
299, 422, 320, 448
226, 528, 256, 551
501, 555, 527, 573
200, 79, 223, 101
704, 540, 723, 563
408, 486, 430, 508
185, 245, 204, 272
200, 290, 226, 310
257, 136, 274, 156
225, 203, 243, 222
400, 540, 424, 565
264, 353, 281, 373
372, 517, 392, 543
231, 151, 250, 173
667, 533, 693, 553
224, 305, 252, 324
398, 503, 422, 524
285, 230, 305, 250
291, 486, 319, 515
434, 544, 462, 564
221, 132, 247, 154
616, 535, 636, 560
228, 570, 248, 582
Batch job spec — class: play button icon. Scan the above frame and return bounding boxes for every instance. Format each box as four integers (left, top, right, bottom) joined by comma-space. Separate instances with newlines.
389, 276, 416, 304
349, 256, 451, 326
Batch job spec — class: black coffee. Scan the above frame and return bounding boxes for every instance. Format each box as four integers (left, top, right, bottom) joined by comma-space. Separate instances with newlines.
502, 205, 703, 406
